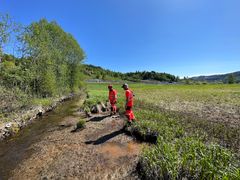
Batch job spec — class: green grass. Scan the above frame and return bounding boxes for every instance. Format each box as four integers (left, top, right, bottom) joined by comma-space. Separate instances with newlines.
0, 86, 29, 114
86, 83, 240, 106
84, 83, 126, 112
140, 137, 240, 179
76, 119, 86, 129
86, 83, 240, 179
135, 109, 240, 179
31, 98, 53, 106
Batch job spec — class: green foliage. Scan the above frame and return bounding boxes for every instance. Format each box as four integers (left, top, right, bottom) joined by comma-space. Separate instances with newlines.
20, 19, 85, 96
0, 13, 21, 58
83, 64, 179, 82
141, 137, 240, 179
0, 85, 29, 114
83, 83, 126, 113
192, 72, 240, 83
76, 119, 86, 129
133, 108, 240, 179
0, 18, 86, 99
227, 74, 236, 84
86, 83, 240, 180
0, 13, 12, 55
0, 15, 86, 120
31, 98, 52, 106
41, 67, 57, 97
83, 64, 123, 81
125, 71, 179, 82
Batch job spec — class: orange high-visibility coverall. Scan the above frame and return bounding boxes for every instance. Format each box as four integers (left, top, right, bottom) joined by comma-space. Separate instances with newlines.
109, 89, 117, 113
125, 89, 135, 121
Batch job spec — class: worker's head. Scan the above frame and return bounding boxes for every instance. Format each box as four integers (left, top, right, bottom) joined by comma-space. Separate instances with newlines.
108, 84, 113, 90
121, 83, 128, 90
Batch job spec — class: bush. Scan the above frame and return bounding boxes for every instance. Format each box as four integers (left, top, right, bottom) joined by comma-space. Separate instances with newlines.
76, 119, 86, 129
0, 85, 29, 114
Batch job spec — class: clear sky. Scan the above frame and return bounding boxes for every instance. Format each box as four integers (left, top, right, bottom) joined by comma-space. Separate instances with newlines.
1, 0, 240, 77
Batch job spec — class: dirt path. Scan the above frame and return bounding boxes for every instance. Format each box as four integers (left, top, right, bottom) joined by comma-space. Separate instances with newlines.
9, 110, 142, 180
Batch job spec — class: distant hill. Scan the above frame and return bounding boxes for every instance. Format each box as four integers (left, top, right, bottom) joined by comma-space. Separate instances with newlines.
82, 64, 179, 82
191, 71, 240, 83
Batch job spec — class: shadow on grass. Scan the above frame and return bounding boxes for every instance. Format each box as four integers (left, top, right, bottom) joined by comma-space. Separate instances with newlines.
85, 128, 125, 145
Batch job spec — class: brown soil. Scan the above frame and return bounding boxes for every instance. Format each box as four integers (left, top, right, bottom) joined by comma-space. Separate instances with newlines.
9, 113, 142, 180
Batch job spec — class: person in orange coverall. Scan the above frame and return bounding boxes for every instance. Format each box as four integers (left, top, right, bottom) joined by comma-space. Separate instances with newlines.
108, 85, 117, 115
122, 83, 135, 123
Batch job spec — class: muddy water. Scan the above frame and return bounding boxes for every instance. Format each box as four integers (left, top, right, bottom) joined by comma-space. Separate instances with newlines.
0, 97, 81, 180
99, 142, 140, 158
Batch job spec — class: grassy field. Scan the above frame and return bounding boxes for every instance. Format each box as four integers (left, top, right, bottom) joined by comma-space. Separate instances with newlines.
86, 83, 240, 179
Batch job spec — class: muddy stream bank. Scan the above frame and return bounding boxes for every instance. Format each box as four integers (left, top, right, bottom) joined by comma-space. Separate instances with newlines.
0, 97, 142, 180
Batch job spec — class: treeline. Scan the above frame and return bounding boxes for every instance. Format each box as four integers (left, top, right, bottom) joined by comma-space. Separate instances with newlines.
125, 71, 179, 82
83, 64, 179, 82
0, 14, 85, 98
191, 72, 240, 84
82, 64, 124, 80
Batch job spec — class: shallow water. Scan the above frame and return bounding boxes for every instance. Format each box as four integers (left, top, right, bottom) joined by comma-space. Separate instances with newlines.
0, 97, 81, 180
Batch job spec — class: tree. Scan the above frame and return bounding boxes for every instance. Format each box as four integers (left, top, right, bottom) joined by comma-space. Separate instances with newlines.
21, 19, 85, 97
0, 13, 21, 57
0, 14, 10, 55
227, 74, 235, 84
184, 77, 190, 84
102, 73, 106, 80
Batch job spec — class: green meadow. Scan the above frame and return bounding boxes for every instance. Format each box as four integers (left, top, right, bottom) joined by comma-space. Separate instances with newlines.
86, 83, 240, 179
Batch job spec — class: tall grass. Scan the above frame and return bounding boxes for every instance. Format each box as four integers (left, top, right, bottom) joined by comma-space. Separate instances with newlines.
134, 109, 240, 179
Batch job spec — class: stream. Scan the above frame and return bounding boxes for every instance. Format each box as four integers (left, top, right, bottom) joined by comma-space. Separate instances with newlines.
0, 97, 80, 179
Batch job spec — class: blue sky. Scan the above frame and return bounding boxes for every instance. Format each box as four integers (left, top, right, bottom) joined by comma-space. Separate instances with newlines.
1, 0, 240, 77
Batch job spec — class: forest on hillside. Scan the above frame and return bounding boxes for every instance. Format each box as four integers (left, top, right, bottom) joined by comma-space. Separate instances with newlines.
83, 64, 180, 82
191, 72, 240, 83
